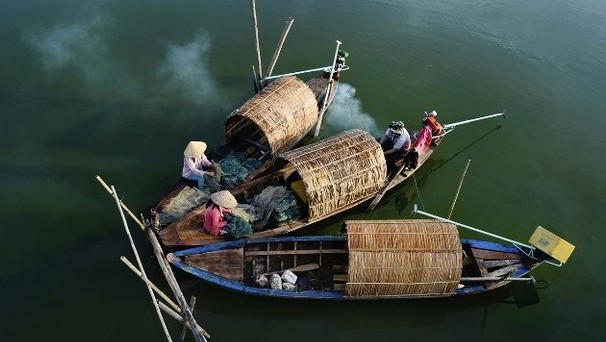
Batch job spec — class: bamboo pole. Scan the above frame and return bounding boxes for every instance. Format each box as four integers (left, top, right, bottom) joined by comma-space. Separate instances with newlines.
110, 186, 174, 342
442, 111, 505, 129
461, 277, 534, 282
180, 297, 197, 342
413, 205, 536, 250
313, 40, 342, 137
266, 16, 295, 79
96, 175, 145, 230
146, 228, 209, 341
264, 65, 339, 81
251, 65, 259, 93
120, 256, 181, 313
448, 159, 471, 219
119, 259, 208, 339
250, 0, 263, 88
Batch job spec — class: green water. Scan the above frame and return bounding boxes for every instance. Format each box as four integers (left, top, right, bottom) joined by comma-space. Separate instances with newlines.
2, 0, 605, 340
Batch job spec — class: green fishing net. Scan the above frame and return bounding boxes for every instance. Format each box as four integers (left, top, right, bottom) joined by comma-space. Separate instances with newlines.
245, 185, 301, 231
217, 152, 262, 188
224, 212, 253, 238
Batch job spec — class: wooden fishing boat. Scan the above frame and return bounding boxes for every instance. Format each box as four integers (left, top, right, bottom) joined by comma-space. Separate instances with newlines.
150, 8, 348, 226
152, 69, 346, 225
167, 219, 571, 300
157, 112, 504, 248
158, 127, 433, 248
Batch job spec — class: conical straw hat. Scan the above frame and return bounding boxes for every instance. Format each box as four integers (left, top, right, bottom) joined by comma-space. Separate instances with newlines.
210, 190, 238, 209
183, 141, 207, 158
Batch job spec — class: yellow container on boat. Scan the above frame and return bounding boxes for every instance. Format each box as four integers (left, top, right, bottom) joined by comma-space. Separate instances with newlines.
529, 226, 575, 264
290, 179, 308, 203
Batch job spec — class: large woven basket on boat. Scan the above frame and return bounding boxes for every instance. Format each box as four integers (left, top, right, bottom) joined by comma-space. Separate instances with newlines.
344, 219, 463, 298
274, 129, 387, 222
225, 76, 319, 156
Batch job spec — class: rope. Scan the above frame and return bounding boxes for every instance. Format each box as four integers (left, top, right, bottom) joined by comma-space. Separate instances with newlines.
412, 173, 425, 210
448, 159, 471, 219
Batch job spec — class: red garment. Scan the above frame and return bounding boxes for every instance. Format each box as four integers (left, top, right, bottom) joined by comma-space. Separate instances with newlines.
414, 126, 433, 154
424, 116, 443, 136
203, 204, 229, 236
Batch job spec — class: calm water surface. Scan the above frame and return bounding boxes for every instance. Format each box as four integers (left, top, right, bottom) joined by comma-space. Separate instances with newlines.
1, 0, 605, 340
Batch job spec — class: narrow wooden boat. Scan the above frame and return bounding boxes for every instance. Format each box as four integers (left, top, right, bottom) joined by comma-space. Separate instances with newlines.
167, 219, 569, 300
157, 113, 504, 248
152, 71, 344, 225
158, 129, 393, 247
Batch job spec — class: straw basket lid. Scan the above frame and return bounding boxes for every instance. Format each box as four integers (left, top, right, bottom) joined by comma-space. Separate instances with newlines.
183, 141, 207, 158
210, 190, 238, 209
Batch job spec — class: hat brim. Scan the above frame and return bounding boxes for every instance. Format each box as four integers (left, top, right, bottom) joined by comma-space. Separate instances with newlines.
184, 141, 207, 158
210, 190, 238, 209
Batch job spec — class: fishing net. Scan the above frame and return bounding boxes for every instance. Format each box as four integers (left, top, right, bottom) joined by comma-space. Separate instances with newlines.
157, 186, 209, 225
216, 152, 262, 188
245, 185, 301, 230
223, 212, 253, 239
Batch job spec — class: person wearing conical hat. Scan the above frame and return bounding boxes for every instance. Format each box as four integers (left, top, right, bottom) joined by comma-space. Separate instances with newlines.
182, 141, 214, 189
378, 120, 411, 174
204, 190, 238, 236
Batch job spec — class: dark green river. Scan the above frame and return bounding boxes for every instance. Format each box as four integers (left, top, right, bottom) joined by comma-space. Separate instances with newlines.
2, 0, 604, 340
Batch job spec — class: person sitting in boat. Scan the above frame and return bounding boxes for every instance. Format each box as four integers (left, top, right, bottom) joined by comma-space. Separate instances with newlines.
422, 110, 443, 136
204, 190, 238, 236
182, 140, 214, 189
378, 121, 411, 174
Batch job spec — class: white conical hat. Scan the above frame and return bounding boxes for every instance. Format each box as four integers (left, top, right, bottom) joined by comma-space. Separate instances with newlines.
183, 141, 207, 158
210, 190, 238, 209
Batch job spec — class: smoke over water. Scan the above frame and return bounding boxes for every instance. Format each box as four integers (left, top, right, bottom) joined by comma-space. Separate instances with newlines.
23, 14, 138, 97
157, 32, 218, 105
325, 83, 380, 136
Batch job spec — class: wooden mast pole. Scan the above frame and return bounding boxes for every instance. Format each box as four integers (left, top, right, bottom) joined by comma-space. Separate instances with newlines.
266, 16, 295, 79
110, 186, 174, 342
251, 0, 263, 89
313, 40, 341, 137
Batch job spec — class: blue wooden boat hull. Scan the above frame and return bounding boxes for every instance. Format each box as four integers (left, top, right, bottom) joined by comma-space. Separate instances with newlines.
168, 235, 540, 300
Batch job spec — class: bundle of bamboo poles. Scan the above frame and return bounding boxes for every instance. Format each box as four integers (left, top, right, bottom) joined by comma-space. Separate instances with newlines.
96, 176, 209, 342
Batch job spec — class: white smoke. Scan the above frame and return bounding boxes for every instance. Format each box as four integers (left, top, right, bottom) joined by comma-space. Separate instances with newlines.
23, 14, 138, 97
157, 32, 217, 105
325, 83, 380, 135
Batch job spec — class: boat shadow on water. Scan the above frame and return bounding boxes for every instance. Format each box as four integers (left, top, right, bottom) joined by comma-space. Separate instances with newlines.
176, 274, 546, 329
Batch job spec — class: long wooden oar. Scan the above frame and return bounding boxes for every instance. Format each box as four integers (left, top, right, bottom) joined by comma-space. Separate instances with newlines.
367, 160, 408, 211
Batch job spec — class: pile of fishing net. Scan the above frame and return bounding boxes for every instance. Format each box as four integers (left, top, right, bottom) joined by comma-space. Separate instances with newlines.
223, 212, 253, 239
156, 169, 228, 225
156, 186, 209, 225
243, 185, 301, 231
215, 152, 262, 188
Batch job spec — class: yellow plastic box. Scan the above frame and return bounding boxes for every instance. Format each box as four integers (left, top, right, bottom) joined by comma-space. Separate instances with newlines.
529, 226, 575, 264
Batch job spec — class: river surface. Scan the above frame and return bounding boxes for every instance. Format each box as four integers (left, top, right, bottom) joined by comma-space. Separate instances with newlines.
2, 0, 605, 340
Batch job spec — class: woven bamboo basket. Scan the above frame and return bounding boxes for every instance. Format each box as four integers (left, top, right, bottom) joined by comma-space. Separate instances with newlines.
224, 76, 319, 156
276, 129, 387, 221
344, 219, 462, 298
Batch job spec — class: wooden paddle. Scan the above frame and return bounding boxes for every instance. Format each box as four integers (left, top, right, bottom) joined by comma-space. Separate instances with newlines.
367, 158, 408, 211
